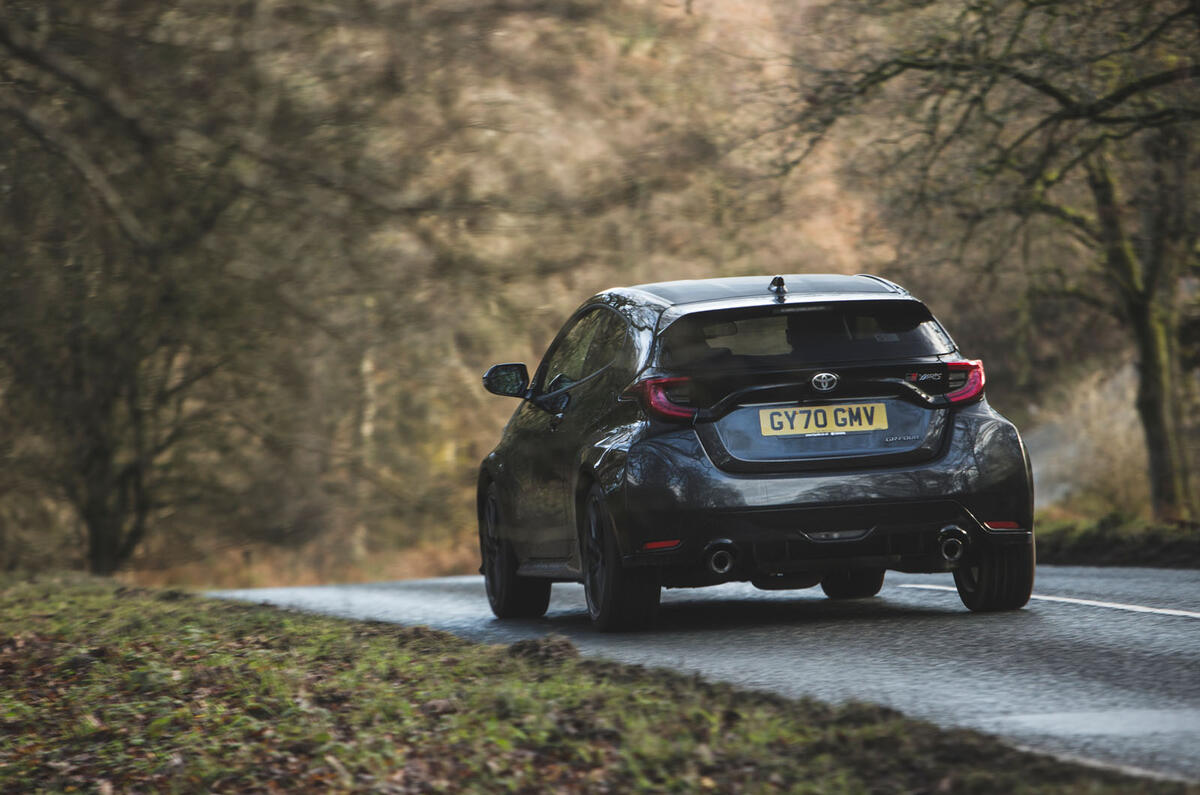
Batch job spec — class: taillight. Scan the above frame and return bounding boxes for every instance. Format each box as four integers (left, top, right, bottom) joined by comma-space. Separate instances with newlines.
945, 360, 985, 404
628, 376, 698, 421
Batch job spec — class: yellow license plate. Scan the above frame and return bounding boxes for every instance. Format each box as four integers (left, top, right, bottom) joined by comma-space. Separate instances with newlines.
758, 403, 888, 436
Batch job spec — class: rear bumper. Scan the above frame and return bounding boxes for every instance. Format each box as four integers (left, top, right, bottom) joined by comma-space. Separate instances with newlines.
616, 402, 1033, 584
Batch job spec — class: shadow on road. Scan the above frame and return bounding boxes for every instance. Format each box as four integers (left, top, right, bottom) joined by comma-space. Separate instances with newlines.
655, 596, 966, 632
520, 589, 1016, 637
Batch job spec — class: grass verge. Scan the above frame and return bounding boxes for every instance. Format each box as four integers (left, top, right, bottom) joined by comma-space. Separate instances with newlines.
1036, 513, 1200, 568
1, 574, 1192, 793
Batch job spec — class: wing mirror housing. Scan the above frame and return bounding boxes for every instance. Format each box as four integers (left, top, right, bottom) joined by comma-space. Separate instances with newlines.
482, 363, 529, 397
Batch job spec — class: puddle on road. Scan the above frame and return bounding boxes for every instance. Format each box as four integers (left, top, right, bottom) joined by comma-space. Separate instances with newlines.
988, 709, 1200, 736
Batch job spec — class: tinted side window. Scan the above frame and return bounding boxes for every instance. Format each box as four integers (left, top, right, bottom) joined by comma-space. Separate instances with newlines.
539, 309, 604, 392
582, 310, 632, 377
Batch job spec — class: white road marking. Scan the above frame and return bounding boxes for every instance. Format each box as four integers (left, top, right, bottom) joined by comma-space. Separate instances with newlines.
898, 583, 1200, 620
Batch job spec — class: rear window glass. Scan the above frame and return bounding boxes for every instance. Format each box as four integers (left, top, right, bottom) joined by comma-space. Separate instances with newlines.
659, 301, 952, 369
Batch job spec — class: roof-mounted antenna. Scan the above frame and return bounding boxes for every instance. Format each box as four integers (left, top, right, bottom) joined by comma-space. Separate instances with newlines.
768, 275, 788, 302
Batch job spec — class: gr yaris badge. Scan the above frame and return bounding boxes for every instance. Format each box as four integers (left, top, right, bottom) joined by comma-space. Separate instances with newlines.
811, 372, 839, 392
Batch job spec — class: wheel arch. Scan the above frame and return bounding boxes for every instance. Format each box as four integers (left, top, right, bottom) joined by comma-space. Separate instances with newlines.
573, 446, 631, 558
476, 462, 494, 523
477, 455, 510, 534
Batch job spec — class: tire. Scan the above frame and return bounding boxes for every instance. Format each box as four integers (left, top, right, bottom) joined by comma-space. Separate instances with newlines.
820, 568, 886, 599
581, 485, 660, 632
480, 483, 551, 619
953, 542, 1035, 612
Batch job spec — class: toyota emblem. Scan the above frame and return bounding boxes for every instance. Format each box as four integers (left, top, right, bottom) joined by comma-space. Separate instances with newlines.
811, 372, 839, 392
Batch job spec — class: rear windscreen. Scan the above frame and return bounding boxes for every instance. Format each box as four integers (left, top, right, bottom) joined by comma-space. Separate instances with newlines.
659, 301, 953, 369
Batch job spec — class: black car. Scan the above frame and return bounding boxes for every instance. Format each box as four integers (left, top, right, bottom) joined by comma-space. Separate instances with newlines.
478, 274, 1034, 630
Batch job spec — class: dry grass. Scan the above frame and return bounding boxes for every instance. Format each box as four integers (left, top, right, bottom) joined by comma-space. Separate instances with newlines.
1026, 363, 1151, 516
121, 531, 480, 589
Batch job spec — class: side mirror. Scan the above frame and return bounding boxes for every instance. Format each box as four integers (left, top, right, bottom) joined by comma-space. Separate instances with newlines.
482, 363, 529, 397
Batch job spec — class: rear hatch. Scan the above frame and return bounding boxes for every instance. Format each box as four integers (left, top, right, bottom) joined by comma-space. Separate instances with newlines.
654, 299, 971, 473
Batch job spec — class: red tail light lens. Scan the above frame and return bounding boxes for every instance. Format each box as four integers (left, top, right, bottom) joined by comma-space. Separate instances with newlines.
945, 360, 985, 404
628, 376, 698, 421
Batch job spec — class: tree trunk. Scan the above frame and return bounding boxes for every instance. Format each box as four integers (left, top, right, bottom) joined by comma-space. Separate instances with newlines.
84, 504, 123, 574
1130, 300, 1196, 521
80, 450, 135, 575
1087, 151, 1196, 522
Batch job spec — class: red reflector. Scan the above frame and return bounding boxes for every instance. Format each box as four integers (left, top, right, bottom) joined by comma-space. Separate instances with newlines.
946, 360, 986, 404
642, 539, 681, 551
985, 521, 1021, 529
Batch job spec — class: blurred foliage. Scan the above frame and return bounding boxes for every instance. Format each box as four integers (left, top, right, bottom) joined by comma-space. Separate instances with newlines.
1025, 365, 1152, 516
0, 0, 813, 578
2, 0, 1196, 581
773, 0, 1200, 519
1036, 511, 1200, 568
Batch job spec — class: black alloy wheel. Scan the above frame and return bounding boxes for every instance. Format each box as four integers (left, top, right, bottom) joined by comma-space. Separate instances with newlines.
953, 543, 1035, 612
480, 483, 551, 619
820, 568, 886, 599
581, 485, 660, 631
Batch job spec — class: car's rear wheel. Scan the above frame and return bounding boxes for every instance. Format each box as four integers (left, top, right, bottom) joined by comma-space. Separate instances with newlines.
480, 483, 551, 619
582, 485, 660, 631
820, 568, 885, 599
953, 543, 1035, 612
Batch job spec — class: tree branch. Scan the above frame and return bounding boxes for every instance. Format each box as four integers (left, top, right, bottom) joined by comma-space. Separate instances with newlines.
892, 57, 1078, 108
1018, 199, 1100, 242
0, 19, 155, 150
0, 91, 152, 248
886, 59, 1200, 125
1079, 65, 1200, 119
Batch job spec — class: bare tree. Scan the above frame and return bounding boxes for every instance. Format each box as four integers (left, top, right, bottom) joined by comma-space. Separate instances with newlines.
775, 0, 1200, 520
0, 0, 734, 573
0, 0, 577, 572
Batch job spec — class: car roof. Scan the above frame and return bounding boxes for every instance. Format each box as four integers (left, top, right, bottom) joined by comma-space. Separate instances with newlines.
628, 273, 905, 306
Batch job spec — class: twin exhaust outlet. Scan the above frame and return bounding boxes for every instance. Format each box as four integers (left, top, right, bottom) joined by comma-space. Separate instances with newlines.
705, 541, 737, 575
702, 526, 969, 576
938, 525, 969, 563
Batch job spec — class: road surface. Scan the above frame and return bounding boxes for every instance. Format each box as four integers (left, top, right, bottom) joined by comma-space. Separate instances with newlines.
212, 565, 1200, 782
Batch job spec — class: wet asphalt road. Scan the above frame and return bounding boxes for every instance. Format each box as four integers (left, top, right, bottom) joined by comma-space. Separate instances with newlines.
212, 565, 1200, 782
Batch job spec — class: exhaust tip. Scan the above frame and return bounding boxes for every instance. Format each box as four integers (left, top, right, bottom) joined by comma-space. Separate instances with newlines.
707, 547, 735, 575
941, 537, 964, 563
938, 525, 969, 563
703, 539, 737, 576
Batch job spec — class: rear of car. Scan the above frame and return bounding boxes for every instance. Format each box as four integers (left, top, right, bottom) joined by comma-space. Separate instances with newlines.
478, 274, 1035, 632
614, 289, 1033, 609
